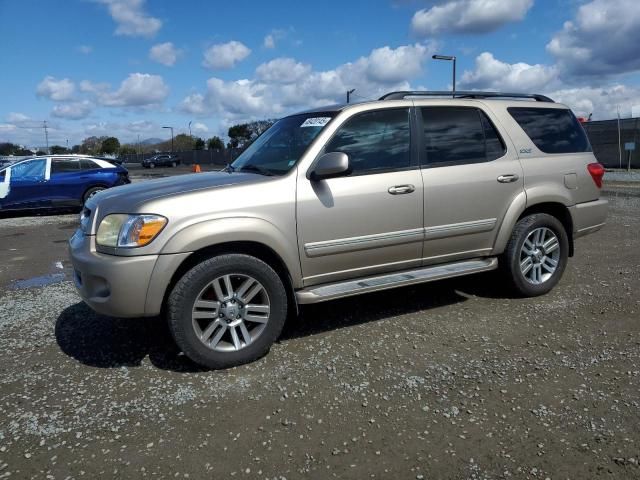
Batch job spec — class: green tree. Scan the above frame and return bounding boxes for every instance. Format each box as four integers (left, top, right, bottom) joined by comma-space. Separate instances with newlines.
71, 144, 81, 154
80, 136, 102, 155
227, 120, 275, 149
119, 144, 137, 155
194, 137, 205, 150
50, 145, 68, 154
206, 136, 224, 150
100, 137, 120, 155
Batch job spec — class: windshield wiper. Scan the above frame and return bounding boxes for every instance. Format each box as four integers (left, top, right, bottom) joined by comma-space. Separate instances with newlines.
236, 164, 274, 176
222, 164, 235, 173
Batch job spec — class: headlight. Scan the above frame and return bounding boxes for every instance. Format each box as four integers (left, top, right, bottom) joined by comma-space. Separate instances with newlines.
96, 214, 167, 248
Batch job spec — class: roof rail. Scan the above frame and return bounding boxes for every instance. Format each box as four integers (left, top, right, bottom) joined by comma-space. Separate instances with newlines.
379, 90, 554, 103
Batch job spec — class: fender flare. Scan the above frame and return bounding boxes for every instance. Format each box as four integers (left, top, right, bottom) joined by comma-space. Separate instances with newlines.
160, 216, 302, 287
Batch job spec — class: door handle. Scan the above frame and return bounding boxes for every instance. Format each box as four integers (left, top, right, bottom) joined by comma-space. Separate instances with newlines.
388, 184, 415, 195
497, 174, 519, 183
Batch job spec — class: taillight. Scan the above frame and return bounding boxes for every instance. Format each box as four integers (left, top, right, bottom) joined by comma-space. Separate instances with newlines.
587, 162, 604, 188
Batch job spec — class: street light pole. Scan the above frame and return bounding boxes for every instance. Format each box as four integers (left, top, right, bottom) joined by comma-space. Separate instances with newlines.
162, 126, 174, 152
188, 121, 192, 138
432, 54, 457, 97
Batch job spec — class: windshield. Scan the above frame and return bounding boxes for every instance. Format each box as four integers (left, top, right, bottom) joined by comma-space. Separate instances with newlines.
230, 113, 336, 176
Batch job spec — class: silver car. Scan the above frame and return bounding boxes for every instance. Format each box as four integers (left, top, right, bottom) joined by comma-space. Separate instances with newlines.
69, 91, 608, 369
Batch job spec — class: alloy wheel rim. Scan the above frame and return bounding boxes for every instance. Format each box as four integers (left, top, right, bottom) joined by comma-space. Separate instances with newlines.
519, 227, 560, 285
191, 274, 270, 352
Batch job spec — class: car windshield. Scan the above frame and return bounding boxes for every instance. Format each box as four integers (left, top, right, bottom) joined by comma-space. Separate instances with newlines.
230, 113, 336, 176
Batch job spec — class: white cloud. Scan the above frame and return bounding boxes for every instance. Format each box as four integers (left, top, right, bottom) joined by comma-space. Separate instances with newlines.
179, 93, 208, 115
202, 41, 251, 70
7, 112, 30, 123
263, 34, 275, 49
96, 0, 162, 38
547, 0, 640, 77
549, 84, 640, 120
51, 101, 93, 120
95, 73, 169, 107
181, 42, 435, 121
192, 122, 209, 133
77, 45, 93, 54
36, 76, 76, 101
412, 0, 533, 36
364, 43, 431, 83
460, 52, 559, 91
256, 58, 312, 84
149, 42, 182, 66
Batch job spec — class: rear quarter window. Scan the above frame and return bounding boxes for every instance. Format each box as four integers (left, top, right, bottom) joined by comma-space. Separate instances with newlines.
508, 107, 591, 154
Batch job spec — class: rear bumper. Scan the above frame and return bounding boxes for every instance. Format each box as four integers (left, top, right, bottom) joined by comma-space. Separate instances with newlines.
569, 198, 608, 239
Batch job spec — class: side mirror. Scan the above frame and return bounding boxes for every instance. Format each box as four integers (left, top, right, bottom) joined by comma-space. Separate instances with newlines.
309, 152, 351, 181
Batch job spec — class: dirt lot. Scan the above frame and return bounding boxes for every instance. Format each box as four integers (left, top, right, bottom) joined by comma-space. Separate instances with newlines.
0, 178, 639, 479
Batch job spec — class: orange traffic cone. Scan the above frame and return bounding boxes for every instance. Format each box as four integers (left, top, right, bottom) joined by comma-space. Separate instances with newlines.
192, 164, 201, 173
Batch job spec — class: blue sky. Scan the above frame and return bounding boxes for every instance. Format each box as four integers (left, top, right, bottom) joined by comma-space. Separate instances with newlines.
1, 0, 639, 148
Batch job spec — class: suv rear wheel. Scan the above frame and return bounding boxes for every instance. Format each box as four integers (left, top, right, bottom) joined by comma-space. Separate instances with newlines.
167, 254, 287, 369
502, 213, 569, 297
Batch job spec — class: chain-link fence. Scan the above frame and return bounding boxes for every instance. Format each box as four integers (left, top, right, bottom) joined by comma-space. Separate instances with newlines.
583, 118, 640, 169
119, 148, 242, 167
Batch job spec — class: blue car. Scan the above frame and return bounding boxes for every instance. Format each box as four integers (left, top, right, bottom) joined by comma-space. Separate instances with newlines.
0, 155, 130, 211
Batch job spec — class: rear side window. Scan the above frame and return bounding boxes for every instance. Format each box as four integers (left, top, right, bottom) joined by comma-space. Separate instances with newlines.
80, 159, 99, 170
51, 159, 79, 174
421, 107, 506, 167
324, 108, 411, 175
508, 107, 591, 154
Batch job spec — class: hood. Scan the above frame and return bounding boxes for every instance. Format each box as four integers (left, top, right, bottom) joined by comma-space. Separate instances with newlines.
88, 171, 270, 211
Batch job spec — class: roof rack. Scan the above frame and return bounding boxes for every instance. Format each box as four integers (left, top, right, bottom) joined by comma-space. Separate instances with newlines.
379, 90, 554, 103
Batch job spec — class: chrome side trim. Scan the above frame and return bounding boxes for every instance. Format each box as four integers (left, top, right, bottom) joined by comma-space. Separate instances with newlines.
304, 227, 424, 258
423, 218, 497, 241
296, 257, 498, 304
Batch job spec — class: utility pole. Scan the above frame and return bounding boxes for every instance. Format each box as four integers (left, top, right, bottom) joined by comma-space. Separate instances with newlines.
617, 106, 622, 169
43, 120, 49, 153
346, 89, 355, 104
188, 121, 192, 138
162, 126, 174, 152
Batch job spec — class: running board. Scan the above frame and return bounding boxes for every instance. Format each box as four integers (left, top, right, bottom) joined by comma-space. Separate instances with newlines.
295, 257, 498, 304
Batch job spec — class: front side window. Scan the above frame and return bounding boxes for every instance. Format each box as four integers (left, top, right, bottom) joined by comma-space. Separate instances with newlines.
231, 113, 336, 176
51, 158, 80, 174
421, 107, 506, 167
508, 107, 591, 154
324, 108, 411, 175
9, 158, 47, 181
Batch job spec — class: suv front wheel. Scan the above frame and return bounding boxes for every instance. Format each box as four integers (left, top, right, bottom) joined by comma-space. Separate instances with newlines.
502, 213, 569, 297
167, 254, 288, 369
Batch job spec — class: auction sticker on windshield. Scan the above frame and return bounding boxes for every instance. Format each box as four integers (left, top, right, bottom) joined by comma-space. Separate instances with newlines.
301, 117, 332, 128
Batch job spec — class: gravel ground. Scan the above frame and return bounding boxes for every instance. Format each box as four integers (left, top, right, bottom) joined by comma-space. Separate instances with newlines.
0, 182, 639, 479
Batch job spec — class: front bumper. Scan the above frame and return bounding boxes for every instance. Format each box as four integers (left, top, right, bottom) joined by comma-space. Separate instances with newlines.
69, 228, 159, 318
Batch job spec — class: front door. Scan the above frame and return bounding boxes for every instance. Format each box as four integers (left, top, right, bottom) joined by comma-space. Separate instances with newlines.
1, 158, 48, 209
418, 105, 524, 264
297, 107, 424, 286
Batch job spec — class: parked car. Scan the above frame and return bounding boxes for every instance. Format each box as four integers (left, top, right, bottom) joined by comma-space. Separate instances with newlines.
142, 154, 180, 168
70, 90, 607, 369
0, 155, 130, 211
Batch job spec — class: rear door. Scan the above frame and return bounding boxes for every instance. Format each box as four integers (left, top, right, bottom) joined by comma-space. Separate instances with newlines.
418, 105, 524, 264
47, 158, 84, 206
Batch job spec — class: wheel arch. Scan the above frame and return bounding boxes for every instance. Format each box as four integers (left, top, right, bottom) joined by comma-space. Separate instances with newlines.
494, 199, 574, 257
158, 240, 299, 320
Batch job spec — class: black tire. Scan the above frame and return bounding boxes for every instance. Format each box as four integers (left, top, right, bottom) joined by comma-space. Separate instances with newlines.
149, 163, 155, 169
167, 254, 288, 369
501, 213, 569, 297
171, 161, 177, 167
83, 186, 106, 204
